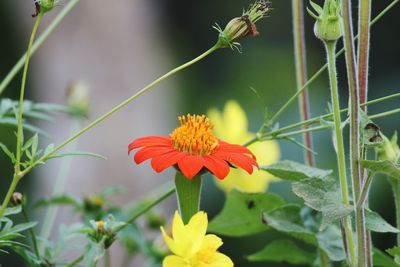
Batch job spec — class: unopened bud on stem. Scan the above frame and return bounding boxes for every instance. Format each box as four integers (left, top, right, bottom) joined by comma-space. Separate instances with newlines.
307, 0, 342, 42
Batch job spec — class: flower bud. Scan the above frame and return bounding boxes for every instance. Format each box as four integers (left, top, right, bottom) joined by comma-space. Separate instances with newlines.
67, 81, 90, 119
95, 220, 107, 234
32, 0, 57, 17
377, 133, 400, 163
307, 0, 342, 42
215, 1, 270, 49
11, 192, 23, 205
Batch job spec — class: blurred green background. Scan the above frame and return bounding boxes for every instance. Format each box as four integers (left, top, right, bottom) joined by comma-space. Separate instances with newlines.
1, 0, 399, 266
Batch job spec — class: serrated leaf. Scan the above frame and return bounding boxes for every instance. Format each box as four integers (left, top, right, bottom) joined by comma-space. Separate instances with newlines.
374, 248, 400, 267
247, 239, 315, 264
262, 204, 317, 245
361, 160, 400, 179
47, 151, 107, 160
208, 190, 285, 237
317, 225, 345, 261
292, 176, 353, 229
365, 209, 399, 233
261, 160, 332, 181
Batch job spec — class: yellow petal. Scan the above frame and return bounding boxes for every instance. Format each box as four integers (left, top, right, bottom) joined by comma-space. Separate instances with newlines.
208, 252, 234, 267
185, 211, 208, 253
248, 140, 280, 166
163, 255, 188, 267
172, 210, 186, 243
200, 234, 223, 252
222, 100, 248, 138
161, 226, 181, 256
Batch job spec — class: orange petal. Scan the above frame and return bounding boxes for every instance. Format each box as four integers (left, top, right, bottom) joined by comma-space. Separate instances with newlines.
151, 150, 187, 173
134, 146, 173, 164
214, 151, 258, 174
203, 155, 230, 179
177, 155, 205, 179
217, 142, 256, 159
128, 136, 171, 153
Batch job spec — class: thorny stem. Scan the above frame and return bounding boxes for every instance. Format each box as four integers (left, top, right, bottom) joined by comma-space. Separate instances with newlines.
16, 12, 43, 173
325, 41, 356, 266
0, 0, 81, 96
292, 0, 315, 167
341, 0, 367, 265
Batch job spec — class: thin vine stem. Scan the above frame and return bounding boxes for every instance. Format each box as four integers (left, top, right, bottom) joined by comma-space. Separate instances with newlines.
0, 0, 81, 96
15, 12, 43, 173
66, 254, 84, 267
325, 40, 356, 265
22, 205, 40, 260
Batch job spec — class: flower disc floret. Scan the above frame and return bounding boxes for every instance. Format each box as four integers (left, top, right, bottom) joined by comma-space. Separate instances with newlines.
170, 114, 218, 155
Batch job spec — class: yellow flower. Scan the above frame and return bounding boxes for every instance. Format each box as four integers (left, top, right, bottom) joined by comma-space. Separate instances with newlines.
161, 211, 233, 267
207, 100, 280, 192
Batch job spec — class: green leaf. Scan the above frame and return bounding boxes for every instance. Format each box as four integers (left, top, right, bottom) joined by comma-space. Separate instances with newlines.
310, 1, 323, 15
0, 142, 15, 162
34, 195, 83, 210
247, 239, 315, 264
361, 160, 400, 179
208, 190, 285, 237
261, 160, 332, 181
262, 204, 317, 245
3, 206, 22, 217
365, 209, 399, 233
10, 222, 38, 233
47, 151, 107, 160
387, 246, 400, 265
317, 225, 345, 261
374, 248, 400, 267
292, 176, 353, 229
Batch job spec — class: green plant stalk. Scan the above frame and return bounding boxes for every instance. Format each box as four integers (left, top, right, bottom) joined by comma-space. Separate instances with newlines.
357, 172, 373, 208
39, 121, 80, 250
66, 254, 84, 267
175, 172, 202, 224
104, 249, 111, 267
0, 0, 81, 96
0, 174, 21, 218
389, 178, 400, 246
325, 41, 356, 265
15, 12, 43, 173
22, 205, 40, 260
292, 0, 315, 167
265, 0, 399, 128
341, 0, 367, 265
264, 108, 400, 140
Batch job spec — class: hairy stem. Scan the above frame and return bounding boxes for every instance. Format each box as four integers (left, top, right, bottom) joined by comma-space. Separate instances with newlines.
0, 0, 81, 95
292, 0, 314, 166
389, 178, 400, 246
325, 41, 356, 265
22, 205, 40, 260
341, 0, 367, 265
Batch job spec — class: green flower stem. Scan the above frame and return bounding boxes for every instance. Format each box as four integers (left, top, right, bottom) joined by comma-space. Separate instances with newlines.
126, 186, 175, 223
325, 40, 356, 266
0, 174, 21, 218
21, 205, 40, 260
175, 172, 202, 224
261, 108, 400, 140
15, 12, 43, 173
105, 249, 111, 267
319, 248, 331, 267
66, 254, 84, 267
357, 172, 373, 208
0, 0, 81, 96
265, 0, 399, 127
292, 0, 315, 167
389, 177, 400, 246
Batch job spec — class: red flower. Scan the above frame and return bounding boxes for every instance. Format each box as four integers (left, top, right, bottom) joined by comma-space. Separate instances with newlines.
128, 114, 258, 179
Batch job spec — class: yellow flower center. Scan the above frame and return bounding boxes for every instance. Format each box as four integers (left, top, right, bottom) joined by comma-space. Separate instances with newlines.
95, 220, 106, 232
170, 114, 218, 155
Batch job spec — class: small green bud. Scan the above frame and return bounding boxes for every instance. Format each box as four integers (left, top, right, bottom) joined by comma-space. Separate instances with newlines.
32, 0, 57, 17
307, 0, 342, 42
376, 132, 400, 163
214, 1, 270, 50
67, 81, 90, 119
